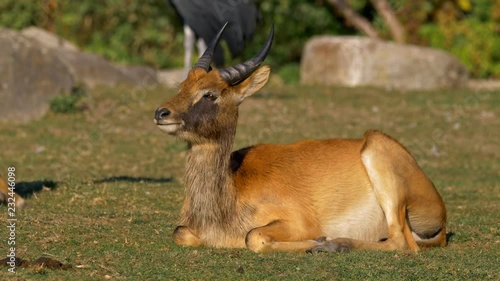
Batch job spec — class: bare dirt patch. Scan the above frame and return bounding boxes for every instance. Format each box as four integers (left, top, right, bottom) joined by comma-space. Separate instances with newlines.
1, 256, 72, 270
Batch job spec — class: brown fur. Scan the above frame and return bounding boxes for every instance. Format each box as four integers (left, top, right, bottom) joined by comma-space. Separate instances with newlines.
155, 66, 447, 253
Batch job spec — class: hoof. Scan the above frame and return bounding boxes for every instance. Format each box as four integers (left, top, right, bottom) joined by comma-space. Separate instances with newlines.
314, 236, 327, 243
306, 240, 350, 253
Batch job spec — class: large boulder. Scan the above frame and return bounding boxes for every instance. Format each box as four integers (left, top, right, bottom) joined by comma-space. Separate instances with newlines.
21, 27, 158, 87
0, 27, 159, 123
56, 50, 140, 88
301, 36, 469, 90
116, 64, 158, 85
21, 26, 79, 52
0, 28, 75, 123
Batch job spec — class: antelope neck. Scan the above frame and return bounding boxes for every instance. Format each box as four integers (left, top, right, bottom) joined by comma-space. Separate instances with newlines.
183, 135, 237, 230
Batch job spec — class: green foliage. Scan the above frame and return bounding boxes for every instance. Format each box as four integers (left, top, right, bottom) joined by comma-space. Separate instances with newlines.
277, 63, 301, 85
349, 0, 500, 78
0, 0, 182, 68
421, 20, 499, 78
0, 0, 43, 29
49, 95, 79, 114
419, 0, 500, 78
49, 86, 86, 114
55, 0, 182, 68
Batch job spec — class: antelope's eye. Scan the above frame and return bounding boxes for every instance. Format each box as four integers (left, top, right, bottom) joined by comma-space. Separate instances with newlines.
203, 92, 217, 101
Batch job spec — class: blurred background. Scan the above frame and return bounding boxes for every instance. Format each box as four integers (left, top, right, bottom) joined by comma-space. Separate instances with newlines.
1, 0, 499, 83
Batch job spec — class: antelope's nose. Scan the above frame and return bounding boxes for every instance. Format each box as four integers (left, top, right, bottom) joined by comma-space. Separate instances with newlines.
155, 107, 170, 121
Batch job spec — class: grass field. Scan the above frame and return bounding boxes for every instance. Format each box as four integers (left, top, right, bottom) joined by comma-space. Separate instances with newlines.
0, 81, 498, 280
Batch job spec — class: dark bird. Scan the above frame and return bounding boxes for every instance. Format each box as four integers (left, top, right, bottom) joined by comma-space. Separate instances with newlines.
168, 0, 260, 73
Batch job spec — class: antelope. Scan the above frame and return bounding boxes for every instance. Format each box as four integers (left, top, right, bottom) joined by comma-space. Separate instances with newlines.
0, 175, 25, 209
154, 24, 447, 253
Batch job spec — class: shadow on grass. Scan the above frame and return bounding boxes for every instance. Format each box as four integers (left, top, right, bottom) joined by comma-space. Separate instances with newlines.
15, 180, 57, 198
93, 176, 173, 184
446, 232, 455, 244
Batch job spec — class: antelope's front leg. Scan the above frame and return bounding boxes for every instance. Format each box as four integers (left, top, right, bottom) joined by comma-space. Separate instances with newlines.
245, 220, 321, 253
173, 226, 202, 247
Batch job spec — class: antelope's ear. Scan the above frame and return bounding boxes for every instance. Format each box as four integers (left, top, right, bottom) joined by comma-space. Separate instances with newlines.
233, 66, 270, 104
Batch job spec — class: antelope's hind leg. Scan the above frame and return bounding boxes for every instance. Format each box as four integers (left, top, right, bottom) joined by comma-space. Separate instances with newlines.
347, 131, 420, 251
309, 132, 422, 253
245, 220, 322, 253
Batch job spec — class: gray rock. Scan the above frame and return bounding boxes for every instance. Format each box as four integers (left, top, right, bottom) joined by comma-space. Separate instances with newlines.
56, 50, 138, 88
0, 28, 74, 123
22, 27, 159, 88
301, 36, 469, 90
0, 27, 160, 123
21, 26, 79, 52
116, 64, 159, 85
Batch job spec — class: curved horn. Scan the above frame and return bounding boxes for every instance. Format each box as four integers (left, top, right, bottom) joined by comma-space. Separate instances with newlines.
193, 22, 228, 71
219, 24, 274, 86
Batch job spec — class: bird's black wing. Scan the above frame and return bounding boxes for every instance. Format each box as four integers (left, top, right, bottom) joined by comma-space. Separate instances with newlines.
224, 1, 261, 57
169, 0, 225, 66
169, 0, 261, 67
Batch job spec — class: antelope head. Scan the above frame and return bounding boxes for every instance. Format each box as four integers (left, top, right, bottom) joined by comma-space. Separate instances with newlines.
154, 23, 274, 144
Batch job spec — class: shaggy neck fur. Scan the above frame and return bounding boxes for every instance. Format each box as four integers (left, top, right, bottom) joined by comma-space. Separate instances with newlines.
182, 128, 238, 233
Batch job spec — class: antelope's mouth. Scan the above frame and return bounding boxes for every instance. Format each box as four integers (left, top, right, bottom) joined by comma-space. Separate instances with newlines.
154, 120, 182, 134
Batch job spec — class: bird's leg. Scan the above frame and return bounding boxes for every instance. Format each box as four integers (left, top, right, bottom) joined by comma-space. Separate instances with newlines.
183, 24, 195, 76
196, 38, 207, 58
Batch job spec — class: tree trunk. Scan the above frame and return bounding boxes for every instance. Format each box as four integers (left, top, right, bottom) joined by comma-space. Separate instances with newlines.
41, 0, 59, 32
370, 0, 406, 43
326, 0, 380, 39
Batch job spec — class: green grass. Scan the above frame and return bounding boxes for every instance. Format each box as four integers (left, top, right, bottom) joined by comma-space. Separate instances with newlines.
0, 83, 499, 280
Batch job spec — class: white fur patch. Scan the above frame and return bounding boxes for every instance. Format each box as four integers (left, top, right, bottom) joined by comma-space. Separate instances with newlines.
322, 191, 387, 241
